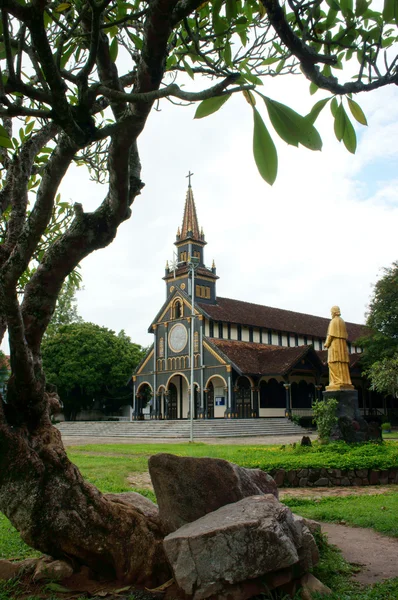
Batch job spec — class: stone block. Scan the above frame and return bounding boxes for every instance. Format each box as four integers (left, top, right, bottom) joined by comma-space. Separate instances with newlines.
287, 470, 297, 484
314, 478, 329, 487
355, 469, 368, 478
299, 478, 308, 487
340, 477, 351, 486
353, 478, 363, 486
272, 469, 286, 486
369, 470, 380, 485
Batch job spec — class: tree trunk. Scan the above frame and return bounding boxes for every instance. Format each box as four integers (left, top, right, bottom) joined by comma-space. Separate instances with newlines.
0, 411, 170, 585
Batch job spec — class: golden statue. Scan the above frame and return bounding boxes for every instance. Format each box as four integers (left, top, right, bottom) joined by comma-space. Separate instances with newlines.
324, 306, 354, 390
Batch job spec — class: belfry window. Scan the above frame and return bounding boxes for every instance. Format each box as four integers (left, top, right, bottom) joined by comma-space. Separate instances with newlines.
173, 299, 183, 319
159, 337, 164, 357
218, 322, 223, 338
209, 320, 214, 337
237, 325, 242, 341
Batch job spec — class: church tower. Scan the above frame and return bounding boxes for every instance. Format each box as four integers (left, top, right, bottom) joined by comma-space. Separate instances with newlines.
164, 177, 218, 304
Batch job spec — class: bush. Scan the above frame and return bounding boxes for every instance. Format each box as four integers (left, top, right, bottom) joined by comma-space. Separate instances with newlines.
220, 440, 398, 472
312, 397, 338, 441
382, 422, 392, 432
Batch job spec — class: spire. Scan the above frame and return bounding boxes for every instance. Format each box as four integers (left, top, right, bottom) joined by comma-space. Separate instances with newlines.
180, 185, 201, 241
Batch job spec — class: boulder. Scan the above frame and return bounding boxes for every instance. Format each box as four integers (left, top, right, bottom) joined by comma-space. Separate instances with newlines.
163, 494, 318, 600
33, 558, 74, 581
149, 453, 278, 534
105, 492, 158, 519
300, 573, 332, 599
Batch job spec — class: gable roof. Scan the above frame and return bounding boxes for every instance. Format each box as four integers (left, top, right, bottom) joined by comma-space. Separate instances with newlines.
208, 338, 324, 376
199, 297, 366, 343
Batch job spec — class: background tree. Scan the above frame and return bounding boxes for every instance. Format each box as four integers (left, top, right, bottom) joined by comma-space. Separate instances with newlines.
42, 323, 144, 420
366, 357, 398, 399
359, 261, 398, 367
46, 279, 83, 337
0, 0, 397, 586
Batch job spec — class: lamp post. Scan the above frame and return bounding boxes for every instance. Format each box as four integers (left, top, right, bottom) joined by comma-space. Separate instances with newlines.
283, 383, 291, 418
188, 255, 200, 443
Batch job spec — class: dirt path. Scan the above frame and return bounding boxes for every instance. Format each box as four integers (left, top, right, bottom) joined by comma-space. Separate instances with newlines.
322, 523, 398, 584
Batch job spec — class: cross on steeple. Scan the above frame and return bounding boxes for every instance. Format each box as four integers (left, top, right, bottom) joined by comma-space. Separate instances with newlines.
186, 170, 194, 188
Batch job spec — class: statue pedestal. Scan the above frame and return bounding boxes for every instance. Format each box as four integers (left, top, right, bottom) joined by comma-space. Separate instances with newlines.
322, 389, 381, 443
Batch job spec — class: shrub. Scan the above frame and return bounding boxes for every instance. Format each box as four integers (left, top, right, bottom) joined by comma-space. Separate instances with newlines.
312, 397, 338, 441
382, 422, 392, 432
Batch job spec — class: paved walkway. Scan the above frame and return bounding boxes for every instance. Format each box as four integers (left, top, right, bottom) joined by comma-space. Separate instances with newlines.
322, 523, 398, 584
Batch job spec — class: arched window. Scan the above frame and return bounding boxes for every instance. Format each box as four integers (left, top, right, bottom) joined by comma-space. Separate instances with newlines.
159, 337, 164, 357
173, 299, 183, 319
194, 331, 199, 353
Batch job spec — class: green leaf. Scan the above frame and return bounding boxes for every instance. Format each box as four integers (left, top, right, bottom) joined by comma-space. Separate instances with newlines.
326, 0, 340, 9
309, 82, 318, 95
194, 94, 231, 119
356, 0, 369, 16
55, 2, 71, 12
262, 57, 279, 66
306, 97, 331, 124
383, 0, 396, 21
45, 583, 72, 593
252, 107, 278, 186
0, 136, 13, 149
261, 96, 322, 150
0, 124, 10, 138
109, 37, 118, 62
330, 97, 338, 117
183, 60, 194, 79
60, 43, 76, 69
334, 103, 346, 141
223, 42, 232, 66
347, 98, 368, 125
343, 113, 357, 153
241, 71, 263, 85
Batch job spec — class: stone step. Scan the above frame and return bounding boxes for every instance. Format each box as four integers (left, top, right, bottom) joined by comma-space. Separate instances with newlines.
56, 418, 308, 438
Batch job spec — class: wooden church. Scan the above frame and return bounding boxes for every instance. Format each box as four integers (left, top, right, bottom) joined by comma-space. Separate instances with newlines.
133, 181, 375, 421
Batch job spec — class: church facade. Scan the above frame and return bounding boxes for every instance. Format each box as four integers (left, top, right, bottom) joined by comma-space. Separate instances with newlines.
133, 183, 378, 420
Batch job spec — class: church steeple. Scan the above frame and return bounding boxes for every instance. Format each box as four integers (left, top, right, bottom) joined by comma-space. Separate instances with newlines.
176, 179, 205, 244
164, 175, 218, 304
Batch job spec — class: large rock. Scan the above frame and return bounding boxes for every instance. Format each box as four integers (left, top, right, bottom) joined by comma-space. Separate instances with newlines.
33, 558, 74, 581
105, 492, 159, 520
149, 453, 278, 534
163, 494, 319, 600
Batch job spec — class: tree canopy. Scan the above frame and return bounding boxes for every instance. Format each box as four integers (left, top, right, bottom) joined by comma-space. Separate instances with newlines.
360, 260, 398, 367
42, 322, 144, 419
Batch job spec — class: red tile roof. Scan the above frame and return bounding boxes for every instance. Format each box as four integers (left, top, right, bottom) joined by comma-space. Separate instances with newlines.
209, 339, 323, 375
317, 349, 363, 368
199, 297, 366, 342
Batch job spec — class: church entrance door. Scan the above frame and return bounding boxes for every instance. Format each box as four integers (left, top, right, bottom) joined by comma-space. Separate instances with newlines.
207, 381, 214, 419
236, 378, 251, 418
168, 383, 178, 420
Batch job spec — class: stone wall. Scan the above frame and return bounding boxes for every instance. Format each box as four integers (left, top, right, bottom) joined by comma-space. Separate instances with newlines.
270, 467, 398, 487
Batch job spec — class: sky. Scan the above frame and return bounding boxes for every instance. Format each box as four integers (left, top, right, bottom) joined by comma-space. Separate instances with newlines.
2, 55, 398, 353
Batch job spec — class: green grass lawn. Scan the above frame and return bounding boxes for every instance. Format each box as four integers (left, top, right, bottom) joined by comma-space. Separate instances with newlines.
284, 493, 398, 536
383, 431, 398, 440
69, 439, 398, 471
